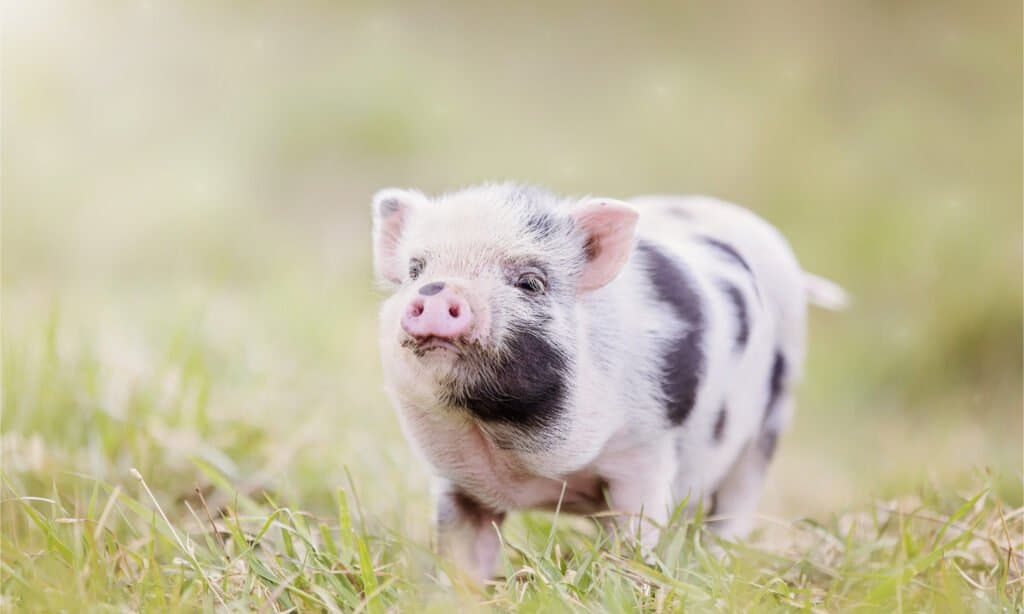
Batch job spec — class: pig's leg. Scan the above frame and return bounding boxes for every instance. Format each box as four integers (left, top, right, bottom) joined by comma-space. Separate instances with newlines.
708, 395, 790, 539
599, 437, 677, 550
434, 483, 506, 582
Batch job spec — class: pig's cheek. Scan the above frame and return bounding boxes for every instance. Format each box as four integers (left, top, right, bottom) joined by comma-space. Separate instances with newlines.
379, 318, 428, 392
379, 298, 411, 359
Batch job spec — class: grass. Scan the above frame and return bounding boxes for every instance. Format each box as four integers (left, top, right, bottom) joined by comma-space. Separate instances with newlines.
2, 295, 1021, 611
3, 448, 1021, 611
3, 2, 1022, 612
1, 247, 1019, 614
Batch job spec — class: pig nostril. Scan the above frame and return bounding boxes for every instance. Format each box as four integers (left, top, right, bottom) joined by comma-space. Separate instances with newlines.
448, 304, 460, 318
410, 303, 424, 317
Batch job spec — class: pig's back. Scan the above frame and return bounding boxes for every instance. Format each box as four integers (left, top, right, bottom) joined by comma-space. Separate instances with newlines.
629, 194, 808, 380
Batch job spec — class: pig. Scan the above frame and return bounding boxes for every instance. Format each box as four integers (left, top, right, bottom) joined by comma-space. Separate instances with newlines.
371, 183, 846, 581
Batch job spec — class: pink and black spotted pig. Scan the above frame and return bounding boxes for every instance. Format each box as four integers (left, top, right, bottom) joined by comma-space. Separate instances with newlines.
371, 183, 846, 580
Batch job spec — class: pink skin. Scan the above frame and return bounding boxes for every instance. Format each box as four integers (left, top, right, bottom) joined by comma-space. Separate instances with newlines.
402, 285, 475, 343
570, 199, 640, 293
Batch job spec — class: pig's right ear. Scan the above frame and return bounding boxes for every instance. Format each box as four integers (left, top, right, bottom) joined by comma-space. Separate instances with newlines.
570, 198, 640, 293
372, 188, 426, 285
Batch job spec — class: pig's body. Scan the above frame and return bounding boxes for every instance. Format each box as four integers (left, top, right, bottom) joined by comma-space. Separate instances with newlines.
372, 184, 842, 580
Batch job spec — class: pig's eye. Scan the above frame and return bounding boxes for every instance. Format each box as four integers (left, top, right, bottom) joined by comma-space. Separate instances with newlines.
408, 258, 425, 280
515, 272, 547, 295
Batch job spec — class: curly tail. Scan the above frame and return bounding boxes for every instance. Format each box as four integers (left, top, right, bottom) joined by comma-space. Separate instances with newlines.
804, 273, 849, 310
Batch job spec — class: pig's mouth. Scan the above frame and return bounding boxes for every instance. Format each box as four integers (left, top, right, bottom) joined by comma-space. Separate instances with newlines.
401, 335, 463, 358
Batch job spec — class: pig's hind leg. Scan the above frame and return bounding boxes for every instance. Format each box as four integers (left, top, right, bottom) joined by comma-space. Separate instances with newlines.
706, 392, 791, 539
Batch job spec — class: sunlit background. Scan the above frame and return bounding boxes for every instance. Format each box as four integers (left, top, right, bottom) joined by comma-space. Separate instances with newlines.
4, 0, 1021, 557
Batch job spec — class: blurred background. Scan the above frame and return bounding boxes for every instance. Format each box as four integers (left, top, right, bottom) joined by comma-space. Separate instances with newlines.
3, 1, 1021, 537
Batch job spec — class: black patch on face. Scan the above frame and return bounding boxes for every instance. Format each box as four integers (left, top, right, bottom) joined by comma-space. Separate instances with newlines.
636, 240, 706, 425
418, 281, 445, 296
712, 405, 728, 443
763, 351, 787, 425
444, 327, 568, 429
717, 280, 750, 351
525, 210, 560, 240
508, 185, 566, 241
700, 236, 753, 276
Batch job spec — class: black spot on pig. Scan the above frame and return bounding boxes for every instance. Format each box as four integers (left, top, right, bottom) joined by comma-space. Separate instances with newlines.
507, 185, 565, 240
636, 240, 705, 425
759, 429, 779, 462
446, 327, 568, 429
700, 236, 753, 276
762, 351, 787, 425
668, 205, 692, 219
712, 406, 728, 443
717, 280, 750, 351
525, 211, 561, 240
758, 352, 787, 463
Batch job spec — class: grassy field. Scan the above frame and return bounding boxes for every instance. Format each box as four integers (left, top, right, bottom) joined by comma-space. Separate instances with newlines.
3, 3, 1022, 611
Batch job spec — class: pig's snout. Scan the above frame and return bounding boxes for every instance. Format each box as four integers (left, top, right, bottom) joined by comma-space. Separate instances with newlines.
401, 282, 474, 341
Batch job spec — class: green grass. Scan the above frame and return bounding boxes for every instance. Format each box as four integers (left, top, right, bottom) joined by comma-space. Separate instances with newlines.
3, 300, 1021, 611
3, 2, 1022, 611
3, 452, 1021, 611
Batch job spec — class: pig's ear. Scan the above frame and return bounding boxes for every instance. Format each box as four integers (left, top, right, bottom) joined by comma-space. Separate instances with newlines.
570, 198, 639, 293
372, 188, 427, 285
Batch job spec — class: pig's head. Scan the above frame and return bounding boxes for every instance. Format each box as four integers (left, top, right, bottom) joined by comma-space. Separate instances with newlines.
372, 183, 638, 428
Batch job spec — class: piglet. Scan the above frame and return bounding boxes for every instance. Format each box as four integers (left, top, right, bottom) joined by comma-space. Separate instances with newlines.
371, 183, 845, 580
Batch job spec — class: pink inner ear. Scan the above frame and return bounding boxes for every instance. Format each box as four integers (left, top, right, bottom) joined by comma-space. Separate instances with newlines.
572, 199, 639, 292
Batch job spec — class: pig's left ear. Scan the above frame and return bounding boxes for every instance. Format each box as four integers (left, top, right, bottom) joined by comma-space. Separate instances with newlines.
372, 188, 427, 285
570, 197, 640, 293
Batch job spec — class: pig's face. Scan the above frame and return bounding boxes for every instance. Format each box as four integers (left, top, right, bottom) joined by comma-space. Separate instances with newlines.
372, 183, 638, 427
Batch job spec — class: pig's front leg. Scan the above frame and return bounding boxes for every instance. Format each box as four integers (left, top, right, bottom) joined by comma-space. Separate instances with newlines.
597, 437, 677, 551
434, 481, 506, 582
